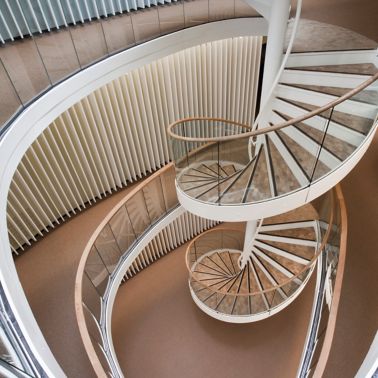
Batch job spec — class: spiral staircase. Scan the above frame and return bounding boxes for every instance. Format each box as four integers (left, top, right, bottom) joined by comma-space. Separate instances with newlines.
0, 0, 376, 376
186, 204, 321, 322
172, 53, 377, 216
168, 12, 378, 323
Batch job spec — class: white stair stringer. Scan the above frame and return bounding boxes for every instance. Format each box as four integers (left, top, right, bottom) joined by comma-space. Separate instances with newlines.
176, 120, 376, 222
188, 216, 320, 323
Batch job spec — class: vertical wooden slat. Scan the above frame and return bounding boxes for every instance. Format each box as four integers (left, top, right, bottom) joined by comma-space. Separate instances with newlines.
7, 36, 261, 250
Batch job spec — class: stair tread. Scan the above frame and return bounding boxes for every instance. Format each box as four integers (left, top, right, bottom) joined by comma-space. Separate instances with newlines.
280, 83, 378, 105
261, 248, 305, 276
218, 159, 259, 204
275, 110, 356, 162
255, 252, 296, 288
244, 146, 271, 203
288, 19, 377, 53
277, 97, 373, 135
284, 63, 377, 76
276, 128, 326, 178
266, 137, 302, 195
258, 239, 315, 261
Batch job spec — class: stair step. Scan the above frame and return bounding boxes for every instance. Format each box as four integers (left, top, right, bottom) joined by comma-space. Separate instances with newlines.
276, 128, 331, 178
275, 96, 374, 135
272, 97, 367, 143
272, 111, 346, 167
285, 63, 377, 76
276, 84, 378, 119
280, 83, 378, 106
260, 220, 316, 231
216, 159, 258, 204
281, 69, 374, 90
243, 144, 272, 203
266, 134, 305, 194
286, 49, 378, 70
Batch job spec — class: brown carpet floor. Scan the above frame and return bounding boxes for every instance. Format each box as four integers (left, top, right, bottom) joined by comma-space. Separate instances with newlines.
15, 183, 140, 377
112, 243, 316, 378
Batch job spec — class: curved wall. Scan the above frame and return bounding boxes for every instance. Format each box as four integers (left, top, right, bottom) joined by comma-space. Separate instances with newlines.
0, 18, 268, 376
7, 30, 263, 252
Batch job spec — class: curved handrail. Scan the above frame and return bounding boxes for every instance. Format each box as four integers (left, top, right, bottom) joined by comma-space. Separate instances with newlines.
185, 190, 335, 296
75, 163, 175, 377
167, 72, 378, 142
312, 184, 347, 377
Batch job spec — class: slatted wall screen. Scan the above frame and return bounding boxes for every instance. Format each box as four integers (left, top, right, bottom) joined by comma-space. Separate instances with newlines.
7, 36, 262, 252
124, 211, 219, 279
0, 0, 180, 43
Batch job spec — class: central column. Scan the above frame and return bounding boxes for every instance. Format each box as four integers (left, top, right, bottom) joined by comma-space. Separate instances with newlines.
239, 219, 262, 269
253, 0, 291, 155
260, 0, 291, 105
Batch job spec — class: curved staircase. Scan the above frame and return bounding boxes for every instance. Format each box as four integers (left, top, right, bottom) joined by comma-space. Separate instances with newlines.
168, 19, 377, 322
187, 204, 321, 322
170, 50, 377, 221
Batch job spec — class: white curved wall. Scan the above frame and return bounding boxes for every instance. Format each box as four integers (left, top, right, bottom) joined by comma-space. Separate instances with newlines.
7, 28, 263, 252
0, 18, 268, 377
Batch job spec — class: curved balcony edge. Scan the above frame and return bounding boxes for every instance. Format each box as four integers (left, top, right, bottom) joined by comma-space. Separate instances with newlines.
175, 124, 377, 222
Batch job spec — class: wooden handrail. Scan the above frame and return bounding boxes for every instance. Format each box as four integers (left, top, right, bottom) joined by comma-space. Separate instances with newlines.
313, 184, 348, 377
167, 72, 378, 142
75, 163, 175, 377
185, 191, 336, 296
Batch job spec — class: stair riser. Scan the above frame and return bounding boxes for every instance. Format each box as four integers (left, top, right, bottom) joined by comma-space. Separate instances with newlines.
281, 70, 373, 89
285, 50, 377, 68
276, 84, 377, 119
272, 98, 366, 146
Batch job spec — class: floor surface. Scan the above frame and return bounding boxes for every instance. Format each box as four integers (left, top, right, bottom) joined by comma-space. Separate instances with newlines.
11, 1, 378, 377
112, 243, 316, 378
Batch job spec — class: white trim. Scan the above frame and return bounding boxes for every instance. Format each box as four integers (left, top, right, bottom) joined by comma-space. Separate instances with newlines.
355, 331, 378, 378
103, 206, 185, 377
